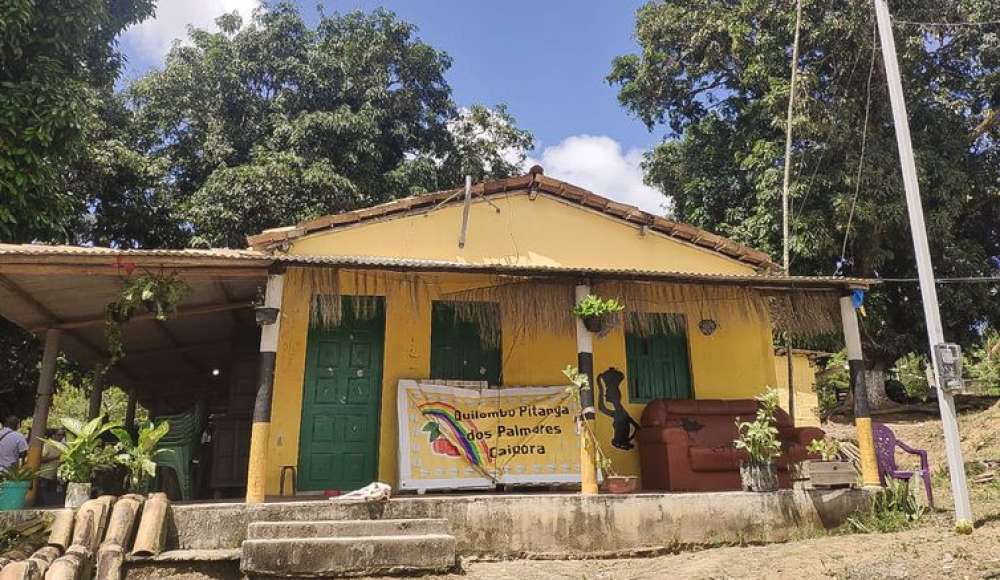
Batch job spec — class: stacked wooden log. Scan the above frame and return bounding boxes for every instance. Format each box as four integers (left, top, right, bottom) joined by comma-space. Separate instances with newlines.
0, 492, 170, 580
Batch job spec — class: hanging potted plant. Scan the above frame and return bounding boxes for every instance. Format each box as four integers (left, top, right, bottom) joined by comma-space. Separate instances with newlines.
0, 465, 38, 511
43, 416, 120, 507
734, 388, 782, 492
562, 366, 638, 494
112, 420, 172, 493
572, 295, 625, 333
104, 272, 190, 370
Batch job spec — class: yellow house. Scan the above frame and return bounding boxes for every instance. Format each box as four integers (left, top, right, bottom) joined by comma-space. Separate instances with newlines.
245, 170, 856, 496
0, 170, 873, 503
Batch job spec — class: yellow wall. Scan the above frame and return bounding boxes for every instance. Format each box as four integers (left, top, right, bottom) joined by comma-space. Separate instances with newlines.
774, 353, 822, 427
289, 194, 755, 275
265, 268, 779, 493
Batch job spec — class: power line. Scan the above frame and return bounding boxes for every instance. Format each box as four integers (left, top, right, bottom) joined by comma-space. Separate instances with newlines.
840, 19, 879, 264
893, 19, 1000, 28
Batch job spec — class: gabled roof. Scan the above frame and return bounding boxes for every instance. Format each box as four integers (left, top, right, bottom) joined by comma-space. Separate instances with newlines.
246, 171, 778, 271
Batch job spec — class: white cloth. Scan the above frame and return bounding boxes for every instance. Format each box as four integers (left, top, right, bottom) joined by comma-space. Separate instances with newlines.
332, 482, 392, 503
0, 427, 28, 471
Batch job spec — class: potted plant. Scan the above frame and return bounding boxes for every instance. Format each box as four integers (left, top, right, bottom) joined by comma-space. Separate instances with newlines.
734, 388, 782, 492
112, 420, 172, 492
43, 416, 120, 507
562, 366, 638, 494
805, 437, 857, 488
104, 272, 190, 369
572, 295, 625, 333
0, 465, 37, 511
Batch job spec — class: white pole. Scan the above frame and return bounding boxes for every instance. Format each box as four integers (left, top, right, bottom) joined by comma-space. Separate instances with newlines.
873, 0, 972, 526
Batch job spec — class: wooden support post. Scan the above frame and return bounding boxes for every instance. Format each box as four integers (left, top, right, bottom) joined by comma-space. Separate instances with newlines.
840, 294, 880, 486
246, 273, 284, 504
25, 328, 61, 506
574, 284, 599, 495
87, 372, 105, 420
124, 389, 138, 437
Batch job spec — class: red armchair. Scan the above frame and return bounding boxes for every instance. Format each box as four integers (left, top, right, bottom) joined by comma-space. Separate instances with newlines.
638, 399, 825, 492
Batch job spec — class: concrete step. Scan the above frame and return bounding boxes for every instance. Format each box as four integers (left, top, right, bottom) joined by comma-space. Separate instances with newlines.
240, 534, 457, 577
247, 518, 449, 540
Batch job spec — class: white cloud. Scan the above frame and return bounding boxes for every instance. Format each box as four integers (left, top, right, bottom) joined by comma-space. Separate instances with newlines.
121, 0, 261, 62
525, 135, 668, 215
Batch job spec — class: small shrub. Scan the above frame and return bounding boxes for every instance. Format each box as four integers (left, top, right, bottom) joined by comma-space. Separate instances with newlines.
807, 437, 842, 461
734, 388, 782, 464
893, 353, 931, 401
967, 329, 1000, 395
845, 479, 924, 534
815, 351, 848, 417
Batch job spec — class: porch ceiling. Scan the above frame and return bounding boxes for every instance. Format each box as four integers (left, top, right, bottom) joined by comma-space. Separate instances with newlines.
0, 245, 268, 400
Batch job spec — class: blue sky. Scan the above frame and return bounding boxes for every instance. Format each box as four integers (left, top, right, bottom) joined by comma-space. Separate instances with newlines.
119, 0, 667, 212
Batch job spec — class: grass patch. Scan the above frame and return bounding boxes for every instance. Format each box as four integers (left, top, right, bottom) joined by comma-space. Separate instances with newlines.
843, 479, 925, 534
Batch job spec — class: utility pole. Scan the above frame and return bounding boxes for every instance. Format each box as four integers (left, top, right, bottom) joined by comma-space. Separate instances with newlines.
873, 0, 973, 527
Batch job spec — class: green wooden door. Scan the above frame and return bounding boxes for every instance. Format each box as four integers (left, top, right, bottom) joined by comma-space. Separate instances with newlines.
626, 315, 692, 402
298, 298, 384, 491
430, 301, 501, 384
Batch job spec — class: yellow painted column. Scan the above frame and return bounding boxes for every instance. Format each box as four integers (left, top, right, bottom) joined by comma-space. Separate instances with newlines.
840, 294, 880, 486
246, 273, 285, 504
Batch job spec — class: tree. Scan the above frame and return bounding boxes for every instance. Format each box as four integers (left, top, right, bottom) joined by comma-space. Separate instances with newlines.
0, 0, 155, 242
103, 4, 533, 249
610, 0, 1000, 374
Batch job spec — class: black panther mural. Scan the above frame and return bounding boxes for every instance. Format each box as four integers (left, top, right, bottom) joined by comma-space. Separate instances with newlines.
597, 367, 640, 450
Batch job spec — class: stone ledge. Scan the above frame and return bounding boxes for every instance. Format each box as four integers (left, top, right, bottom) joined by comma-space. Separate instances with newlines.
164, 489, 870, 557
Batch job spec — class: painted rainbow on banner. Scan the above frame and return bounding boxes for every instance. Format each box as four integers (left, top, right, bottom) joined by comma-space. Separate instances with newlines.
418, 401, 492, 466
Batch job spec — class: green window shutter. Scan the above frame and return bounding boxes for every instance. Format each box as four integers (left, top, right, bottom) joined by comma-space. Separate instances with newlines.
626, 314, 693, 402
430, 301, 501, 384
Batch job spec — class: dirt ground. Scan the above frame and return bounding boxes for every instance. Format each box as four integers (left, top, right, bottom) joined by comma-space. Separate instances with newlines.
374, 400, 1000, 580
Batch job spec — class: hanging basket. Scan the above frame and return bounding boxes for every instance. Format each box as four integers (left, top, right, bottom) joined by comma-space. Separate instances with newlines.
739, 461, 778, 492
582, 314, 605, 333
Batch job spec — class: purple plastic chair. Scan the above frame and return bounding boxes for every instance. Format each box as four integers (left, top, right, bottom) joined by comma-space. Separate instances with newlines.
872, 422, 934, 508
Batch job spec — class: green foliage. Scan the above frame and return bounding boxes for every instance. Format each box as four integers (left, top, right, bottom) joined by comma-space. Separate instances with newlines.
967, 329, 1000, 395
571, 295, 625, 318
0, 464, 37, 483
42, 416, 120, 483
0, 318, 41, 418
98, 3, 532, 249
845, 479, 924, 534
893, 353, 931, 401
105, 273, 190, 366
46, 381, 146, 430
560, 365, 613, 475
807, 437, 842, 461
0, 0, 154, 242
734, 388, 782, 464
610, 1, 1000, 365
815, 351, 848, 417
112, 421, 171, 492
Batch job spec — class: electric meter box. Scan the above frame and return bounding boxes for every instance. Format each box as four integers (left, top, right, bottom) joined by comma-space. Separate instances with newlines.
933, 343, 964, 392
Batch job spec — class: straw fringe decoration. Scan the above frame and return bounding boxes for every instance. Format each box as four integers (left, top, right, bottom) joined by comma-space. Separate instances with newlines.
760, 289, 842, 338
443, 279, 576, 345
299, 267, 420, 328
290, 267, 843, 338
